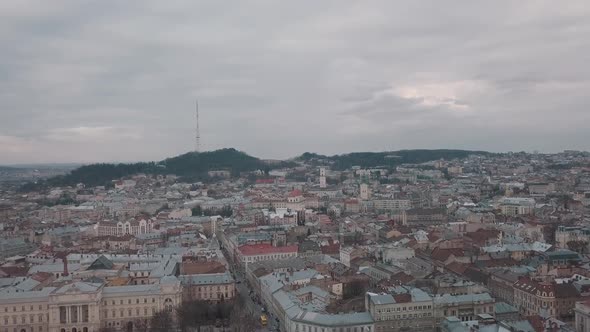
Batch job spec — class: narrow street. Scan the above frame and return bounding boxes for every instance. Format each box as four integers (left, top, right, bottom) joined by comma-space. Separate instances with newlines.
222, 246, 279, 332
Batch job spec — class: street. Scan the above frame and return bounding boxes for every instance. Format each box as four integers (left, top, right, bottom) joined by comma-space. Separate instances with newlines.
232, 269, 280, 332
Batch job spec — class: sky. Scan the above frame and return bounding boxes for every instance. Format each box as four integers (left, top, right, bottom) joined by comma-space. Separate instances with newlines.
1, 1, 590, 164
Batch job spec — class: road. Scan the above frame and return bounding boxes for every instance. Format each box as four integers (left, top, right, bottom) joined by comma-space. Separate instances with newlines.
223, 252, 280, 332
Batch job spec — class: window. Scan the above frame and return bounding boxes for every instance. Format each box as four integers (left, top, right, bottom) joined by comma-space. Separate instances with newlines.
59, 307, 66, 324
82, 305, 89, 323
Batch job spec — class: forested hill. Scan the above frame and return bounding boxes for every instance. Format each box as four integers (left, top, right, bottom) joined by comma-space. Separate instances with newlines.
20, 148, 290, 190
296, 149, 493, 170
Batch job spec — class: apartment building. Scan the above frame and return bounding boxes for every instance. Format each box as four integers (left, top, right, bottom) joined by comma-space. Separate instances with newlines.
366, 288, 435, 332
512, 278, 580, 319
433, 293, 495, 324
179, 272, 236, 303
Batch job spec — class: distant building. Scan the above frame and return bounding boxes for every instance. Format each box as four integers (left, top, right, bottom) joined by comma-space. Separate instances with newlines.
237, 244, 298, 266
366, 288, 435, 332
575, 300, 590, 332
97, 216, 154, 237
179, 272, 236, 302
319, 167, 327, 188
0, 278, 182, 332
360, 183, 371, 200
402, 208, 447, 226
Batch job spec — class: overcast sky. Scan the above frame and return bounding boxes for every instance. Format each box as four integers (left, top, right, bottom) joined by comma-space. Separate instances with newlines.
1, 1, 590, 164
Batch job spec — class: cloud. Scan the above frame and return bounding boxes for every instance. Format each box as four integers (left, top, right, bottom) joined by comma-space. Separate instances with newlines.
45, 126, 143, 142
1, 1, 590, 163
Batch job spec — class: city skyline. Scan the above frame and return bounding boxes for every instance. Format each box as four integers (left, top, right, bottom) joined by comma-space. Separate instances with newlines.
2, 1, 590, 164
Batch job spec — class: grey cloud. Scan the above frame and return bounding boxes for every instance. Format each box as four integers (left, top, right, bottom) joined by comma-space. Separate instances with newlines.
1, 1, 590, 163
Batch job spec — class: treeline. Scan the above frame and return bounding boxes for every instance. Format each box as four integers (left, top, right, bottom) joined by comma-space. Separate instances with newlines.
191, 205, 233, 218
20, 148, 293, 191
297, 149, 492, 170
103, 298, 258, 332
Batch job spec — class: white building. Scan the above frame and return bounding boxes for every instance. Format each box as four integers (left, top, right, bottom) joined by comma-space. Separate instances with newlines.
360, 183, 371, 200
0, 278, 182, 332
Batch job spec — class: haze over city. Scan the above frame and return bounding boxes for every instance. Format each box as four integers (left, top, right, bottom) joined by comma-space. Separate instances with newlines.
1, 1, 590, 164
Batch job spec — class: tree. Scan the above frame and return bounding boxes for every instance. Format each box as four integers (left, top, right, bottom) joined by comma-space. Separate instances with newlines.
229, 297, 259, 332
191, 205, 203, 216
344, 279, 367, 299
150, 310, 174, 332
567, 240, 588, 254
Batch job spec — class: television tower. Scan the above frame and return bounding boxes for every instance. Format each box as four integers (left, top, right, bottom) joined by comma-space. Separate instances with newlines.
195, 100, 200, 152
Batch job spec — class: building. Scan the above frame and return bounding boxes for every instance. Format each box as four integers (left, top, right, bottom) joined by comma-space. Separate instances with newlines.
498, 198, 535, 216
434, 293, 495, 324
555, 226, 590, 250
97, 216, 154, 237
402, 208, 447, 226
237, 244, 298, 266
319, 167, 327, 188
360, 183, 371, 200
372, 200, 412, 212
0, 278, 182, 332
575, 300, 590, 332
513, 278, 580, 319
366, 288, 434, 332
286, 190, 305, 211
179, 272, 236, 302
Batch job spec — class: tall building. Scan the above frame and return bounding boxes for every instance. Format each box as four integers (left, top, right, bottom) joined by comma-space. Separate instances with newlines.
360, 183, 371, 200
319, 167, 326, 188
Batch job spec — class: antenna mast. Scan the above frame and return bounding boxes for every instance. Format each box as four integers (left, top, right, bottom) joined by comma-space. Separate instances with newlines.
195, 100, 200, 152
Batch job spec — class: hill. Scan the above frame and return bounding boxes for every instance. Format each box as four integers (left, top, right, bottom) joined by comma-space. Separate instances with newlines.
20, 148, 492, 191
296, 149, 492, 170
21, 148, 290, 190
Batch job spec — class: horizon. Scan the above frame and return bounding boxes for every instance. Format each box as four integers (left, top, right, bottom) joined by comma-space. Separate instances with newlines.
1, 146, 587, 167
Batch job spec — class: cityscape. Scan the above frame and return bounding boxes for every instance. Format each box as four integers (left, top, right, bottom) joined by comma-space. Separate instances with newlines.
2, 1, 590, 332
2, 149, 590, 332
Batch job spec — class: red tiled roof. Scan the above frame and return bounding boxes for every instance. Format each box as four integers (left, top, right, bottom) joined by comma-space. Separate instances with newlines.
431, 248, 464, 262
0, 266, 29, 277
446, 261, 468, 275
525, 315, 545, 332
256, 179, 274, 184
288, 189, 303, 197
321, 243, 340, 255
238, 244, 298, 256
392, 293, 412, 303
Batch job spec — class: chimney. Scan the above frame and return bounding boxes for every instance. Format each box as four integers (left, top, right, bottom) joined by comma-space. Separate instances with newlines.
63, 256, 69, 277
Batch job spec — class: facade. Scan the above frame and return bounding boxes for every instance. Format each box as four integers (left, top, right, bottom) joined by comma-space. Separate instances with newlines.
179, 272, 236, 303
0, 279, 182, 332
402, 208, 447, 226
360, 183, 371, 200
512, 278, 579, 319
433, 293, 495, 324
555, 226, 590, 250
575, 300, 590, 332
237, 244, 298, 266
97, 217, 154, 237
366, 289, 434, 332
319, 167, 327, 188
372, 200, 411, 212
